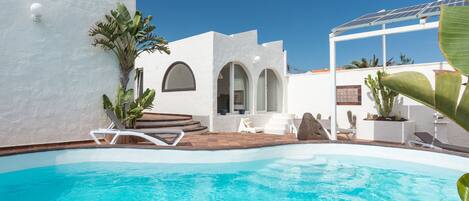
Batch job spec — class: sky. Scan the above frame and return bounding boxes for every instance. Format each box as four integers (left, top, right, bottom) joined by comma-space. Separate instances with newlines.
137, 0, 445, 72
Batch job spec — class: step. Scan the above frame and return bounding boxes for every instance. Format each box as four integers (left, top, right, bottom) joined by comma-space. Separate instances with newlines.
136, 119, 194, 127
139, 122, 201, 130
267, 119, 291, 125
135, 120, 199, 129
183, 126, 209, 135
139, 113, 192, 122
271, 113, 295, 119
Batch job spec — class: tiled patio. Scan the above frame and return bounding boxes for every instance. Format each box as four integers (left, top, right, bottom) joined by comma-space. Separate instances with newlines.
177, 132, 298, 148
0, 132, 468, 158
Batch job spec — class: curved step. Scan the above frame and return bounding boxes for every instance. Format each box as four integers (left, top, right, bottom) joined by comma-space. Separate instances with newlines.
135, 120, 199, 129
184, 126, 208, 135
139, 113, 192, 122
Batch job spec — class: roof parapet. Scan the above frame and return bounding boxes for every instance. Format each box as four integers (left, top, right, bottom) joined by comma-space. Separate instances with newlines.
229, 30, 258, 44
262, 40, 283, 51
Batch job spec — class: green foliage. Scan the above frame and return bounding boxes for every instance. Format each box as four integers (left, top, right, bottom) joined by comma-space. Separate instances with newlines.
380, 5, 469, 198
398, 53, 414, 65
344, 54, 396, 69
439, 5, 469, 76
365, 70, 399, 118
345, 54, 380, 69
102, 86, 155, 128
89, 3, 170, 90
458, 173, 469, 201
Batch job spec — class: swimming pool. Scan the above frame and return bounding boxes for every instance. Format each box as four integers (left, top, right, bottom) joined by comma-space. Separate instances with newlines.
0, 144, 468, 200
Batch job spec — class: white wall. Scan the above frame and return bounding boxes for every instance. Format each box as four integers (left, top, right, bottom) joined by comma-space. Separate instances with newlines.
287, 62, 469, 147
0, 0, 136, 147
212, 30, 287, 115
137, 32, 214, 116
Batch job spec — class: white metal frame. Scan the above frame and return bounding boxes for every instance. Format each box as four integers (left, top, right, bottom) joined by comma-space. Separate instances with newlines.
89, 124, 185, 146
329, 21, 439, 140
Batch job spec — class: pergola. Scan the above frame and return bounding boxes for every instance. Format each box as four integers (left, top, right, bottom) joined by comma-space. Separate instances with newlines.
328, 0, 468, 140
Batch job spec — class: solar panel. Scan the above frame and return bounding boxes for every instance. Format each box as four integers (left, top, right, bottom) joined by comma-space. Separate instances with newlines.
332, 0, 467, 33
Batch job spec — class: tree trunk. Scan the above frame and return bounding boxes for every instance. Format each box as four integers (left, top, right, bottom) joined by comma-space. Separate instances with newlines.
120, 72, 130, 91
119, 64, 133, 90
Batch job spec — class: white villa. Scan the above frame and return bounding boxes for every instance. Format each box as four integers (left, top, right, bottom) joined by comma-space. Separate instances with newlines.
1, 0, 468, 148
137, 30, 289, 134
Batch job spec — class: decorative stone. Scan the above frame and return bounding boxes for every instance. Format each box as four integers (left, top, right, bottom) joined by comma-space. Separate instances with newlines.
297, 113, 329, 140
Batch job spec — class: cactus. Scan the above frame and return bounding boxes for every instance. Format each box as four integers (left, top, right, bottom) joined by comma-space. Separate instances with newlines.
316, 113, 322, 120
365, 70, 399, 118
347, 111, 357, 129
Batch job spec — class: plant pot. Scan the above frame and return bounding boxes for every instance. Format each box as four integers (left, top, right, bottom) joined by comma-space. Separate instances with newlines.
238, 109, 245, 115
220, 109, 227, 115
356, 120, 415, 144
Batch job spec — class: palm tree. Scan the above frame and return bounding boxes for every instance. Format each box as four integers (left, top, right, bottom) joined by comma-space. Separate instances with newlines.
89, 3, 170, 90
344, 54, 396, 69
398, 53, 414, 65
344, 54, 380, 69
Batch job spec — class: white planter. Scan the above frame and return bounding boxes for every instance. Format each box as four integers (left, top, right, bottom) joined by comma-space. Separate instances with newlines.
356, 120, 415, 144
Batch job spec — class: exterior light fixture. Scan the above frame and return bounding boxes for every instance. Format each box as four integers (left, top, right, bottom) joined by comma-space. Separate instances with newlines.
253, 56, 261, 63
30, 3, 43, 22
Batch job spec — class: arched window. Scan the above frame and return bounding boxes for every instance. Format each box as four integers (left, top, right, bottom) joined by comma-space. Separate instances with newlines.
217, 62, 250, 114
162, 62, 196, 92
257, 69, 281, 112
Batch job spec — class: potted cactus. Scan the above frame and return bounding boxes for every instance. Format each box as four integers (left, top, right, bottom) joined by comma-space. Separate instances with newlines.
356, 70, 415, 143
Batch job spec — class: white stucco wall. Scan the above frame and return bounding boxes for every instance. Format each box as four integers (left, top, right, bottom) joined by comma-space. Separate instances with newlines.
212, 30, 287, 115
138, 30, 287, 127
0, 0, 135, 147
137, 32, 214, 116
287, 62, 469, 147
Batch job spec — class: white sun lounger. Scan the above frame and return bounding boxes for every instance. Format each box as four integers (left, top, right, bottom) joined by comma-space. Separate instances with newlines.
89, 109, 185, 146
238, 117, 264, 133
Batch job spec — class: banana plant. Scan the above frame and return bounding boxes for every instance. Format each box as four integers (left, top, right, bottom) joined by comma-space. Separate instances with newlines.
103, 86, 155, 128
381, 4, 469, 200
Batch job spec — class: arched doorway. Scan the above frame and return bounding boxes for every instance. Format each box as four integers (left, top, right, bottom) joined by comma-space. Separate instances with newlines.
257, 69, 282, 112
217, 62, 250, 114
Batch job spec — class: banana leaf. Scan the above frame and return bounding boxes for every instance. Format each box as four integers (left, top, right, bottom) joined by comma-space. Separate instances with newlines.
381, 70, 469, 132
440, 5, 469, 75
458, 173, 469, 201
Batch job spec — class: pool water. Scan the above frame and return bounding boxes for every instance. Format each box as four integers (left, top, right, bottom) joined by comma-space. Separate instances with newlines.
0, 155, 462, 201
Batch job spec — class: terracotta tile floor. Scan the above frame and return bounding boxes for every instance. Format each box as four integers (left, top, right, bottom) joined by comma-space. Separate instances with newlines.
1, 132, 468, 158
176, 132, 298, 148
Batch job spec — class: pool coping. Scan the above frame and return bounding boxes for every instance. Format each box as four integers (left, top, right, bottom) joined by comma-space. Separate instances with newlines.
1, 140, 468, 158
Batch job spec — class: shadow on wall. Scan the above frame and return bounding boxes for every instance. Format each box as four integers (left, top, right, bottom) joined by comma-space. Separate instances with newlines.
395, 104, 469, 147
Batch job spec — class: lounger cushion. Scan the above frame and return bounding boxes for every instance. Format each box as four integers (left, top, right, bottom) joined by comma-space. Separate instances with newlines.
415, 132, 469, 153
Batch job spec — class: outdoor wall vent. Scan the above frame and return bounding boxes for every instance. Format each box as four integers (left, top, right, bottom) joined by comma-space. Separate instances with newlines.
30, 3, 43, 23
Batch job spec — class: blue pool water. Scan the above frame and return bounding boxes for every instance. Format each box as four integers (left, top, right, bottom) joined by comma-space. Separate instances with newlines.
0, 155, 462, 201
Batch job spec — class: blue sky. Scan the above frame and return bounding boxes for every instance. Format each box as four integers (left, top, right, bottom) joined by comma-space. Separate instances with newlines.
137, 0, 444, 72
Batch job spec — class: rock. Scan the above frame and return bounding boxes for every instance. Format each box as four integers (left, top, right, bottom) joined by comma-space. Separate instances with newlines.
297, 113, 329, 140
